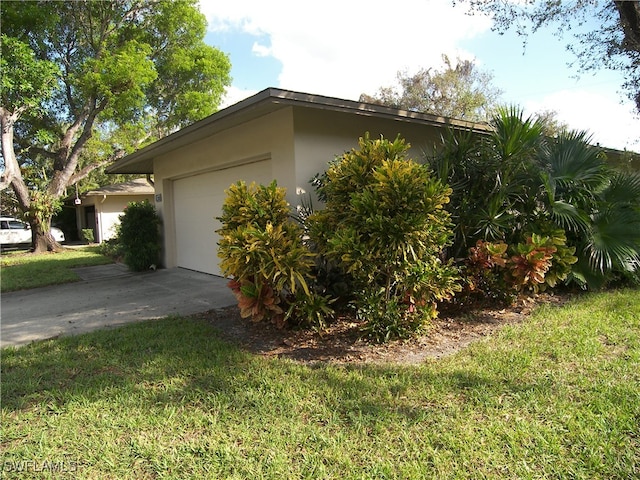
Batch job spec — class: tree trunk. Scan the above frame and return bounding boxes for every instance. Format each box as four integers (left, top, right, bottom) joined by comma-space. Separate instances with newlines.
30, 216, 62, 254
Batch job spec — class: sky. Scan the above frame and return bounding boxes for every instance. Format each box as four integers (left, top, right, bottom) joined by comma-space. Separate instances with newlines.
199, 0, 638, 151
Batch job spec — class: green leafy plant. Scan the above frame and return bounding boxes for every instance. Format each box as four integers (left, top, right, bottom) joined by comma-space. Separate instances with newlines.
286, 290, 336, 331
81, 228, 95, 243
309, 133, 460, 341
460, 239, 512, 305
118, 200, 161, 271
461, 231, 578, 302
217, 181, 316, 327
97, 237, 124, 261
506, 233, 557, 293
430, 109, 640, 289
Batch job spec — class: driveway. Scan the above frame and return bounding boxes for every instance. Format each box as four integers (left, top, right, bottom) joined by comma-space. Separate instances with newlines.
1, 264, 237, 348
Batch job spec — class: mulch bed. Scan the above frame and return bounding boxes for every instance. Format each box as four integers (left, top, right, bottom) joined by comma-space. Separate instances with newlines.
193, 293, 573, 365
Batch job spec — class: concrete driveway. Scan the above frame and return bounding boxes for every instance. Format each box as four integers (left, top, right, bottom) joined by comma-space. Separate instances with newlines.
1, 264, 237, 348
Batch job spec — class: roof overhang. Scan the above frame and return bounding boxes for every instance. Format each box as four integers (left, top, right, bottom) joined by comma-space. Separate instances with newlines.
107, 87, 491, 174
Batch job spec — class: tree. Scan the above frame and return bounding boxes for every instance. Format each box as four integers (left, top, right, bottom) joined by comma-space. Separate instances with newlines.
359, 55, 502, 121
458, 0, 640, 113
0, 0, 231, 252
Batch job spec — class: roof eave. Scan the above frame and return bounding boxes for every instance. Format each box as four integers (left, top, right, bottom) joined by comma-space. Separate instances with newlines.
107, 87, 491, 174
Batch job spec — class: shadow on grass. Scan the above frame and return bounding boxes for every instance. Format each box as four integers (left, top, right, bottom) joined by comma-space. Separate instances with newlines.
1, 314, 553, 421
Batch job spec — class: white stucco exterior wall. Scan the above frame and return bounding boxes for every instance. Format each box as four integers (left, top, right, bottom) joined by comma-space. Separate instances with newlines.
77, 194, 154, 243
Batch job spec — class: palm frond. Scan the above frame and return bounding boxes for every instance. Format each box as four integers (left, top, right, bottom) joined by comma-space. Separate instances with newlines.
542, 130, 608, 195
584, 208, 640, 273
549, 200, 590, 233
600, 171, 640, 206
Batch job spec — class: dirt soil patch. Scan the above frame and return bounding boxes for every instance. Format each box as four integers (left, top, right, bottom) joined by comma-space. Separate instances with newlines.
194, 293, 573, 365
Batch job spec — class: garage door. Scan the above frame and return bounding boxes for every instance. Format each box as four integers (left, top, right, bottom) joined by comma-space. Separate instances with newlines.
173, 160, 273, 276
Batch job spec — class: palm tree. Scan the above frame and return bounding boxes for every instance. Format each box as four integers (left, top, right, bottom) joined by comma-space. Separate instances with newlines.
430, 109, 640, 288
538, 130, 640, 286
428, 106, 545, 257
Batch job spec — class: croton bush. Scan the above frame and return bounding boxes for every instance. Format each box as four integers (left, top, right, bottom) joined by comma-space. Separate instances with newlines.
216, 180, 333, 329
307, 133, 460, 341
217, 121, 640, 342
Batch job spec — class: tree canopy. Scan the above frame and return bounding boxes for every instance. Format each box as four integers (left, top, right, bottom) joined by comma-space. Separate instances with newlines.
359, 55, 502, 122
458, 0, 640, 112
0, 0, 231, 251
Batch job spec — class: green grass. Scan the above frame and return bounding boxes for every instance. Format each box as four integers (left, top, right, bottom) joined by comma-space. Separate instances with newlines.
0, 247, 114, 292
2, 289, 639, 479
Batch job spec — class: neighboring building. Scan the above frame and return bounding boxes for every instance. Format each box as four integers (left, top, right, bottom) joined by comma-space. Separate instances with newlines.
75, 178, 155, 243
107, 88, 489, 276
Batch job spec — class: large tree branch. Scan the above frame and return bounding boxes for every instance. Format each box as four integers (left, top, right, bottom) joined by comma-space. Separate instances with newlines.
25, 146, 58, 161
68, 148, 126, 186
614, 0, 640, 53
49, 96, 108, 196
0, 106, 25, 190
65, 97, 108, 167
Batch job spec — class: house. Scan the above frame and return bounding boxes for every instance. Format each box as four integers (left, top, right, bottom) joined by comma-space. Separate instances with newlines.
75, 178, 155, 243
107, 88, 489, 276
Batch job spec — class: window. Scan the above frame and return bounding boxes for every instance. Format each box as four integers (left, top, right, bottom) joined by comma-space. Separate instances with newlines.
8, 220, 28, 229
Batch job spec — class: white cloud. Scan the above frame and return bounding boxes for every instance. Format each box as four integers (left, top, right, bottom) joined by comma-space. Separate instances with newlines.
251, 41, 271, 57
525, 91, 639, 151
199, 0, 492, 100
199, 0, 639, 152
220, 86, 259, 108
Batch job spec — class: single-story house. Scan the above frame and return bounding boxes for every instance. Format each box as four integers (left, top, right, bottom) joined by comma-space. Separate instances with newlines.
75, 178, 155, 243
107, 88, 490, 276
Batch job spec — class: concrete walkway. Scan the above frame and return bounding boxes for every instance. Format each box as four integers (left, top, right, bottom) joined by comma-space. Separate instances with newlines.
1, 265, 237, 348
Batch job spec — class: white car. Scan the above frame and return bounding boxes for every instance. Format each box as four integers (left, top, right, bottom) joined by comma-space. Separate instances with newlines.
0, 216, 65, 248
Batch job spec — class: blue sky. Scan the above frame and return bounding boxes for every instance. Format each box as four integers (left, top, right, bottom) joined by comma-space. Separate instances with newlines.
200, 0, 638, 151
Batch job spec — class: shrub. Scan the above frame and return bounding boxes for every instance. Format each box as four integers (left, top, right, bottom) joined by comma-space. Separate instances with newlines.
118, 200, 161, 271
308, 133, 460, 341
461, 239, 514, 305
81, 228, 94, 243
429, 110, 640, 289
217, 181, 317, 327
461, 230, 577, 304
97, 237, 124, 261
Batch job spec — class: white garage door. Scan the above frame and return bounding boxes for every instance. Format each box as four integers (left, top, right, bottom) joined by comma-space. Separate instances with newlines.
173, 160, 273, 276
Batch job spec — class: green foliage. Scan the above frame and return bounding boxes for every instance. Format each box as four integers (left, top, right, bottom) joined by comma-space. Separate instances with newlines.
0, 0, 231, 251
82, 229, 95, 244
430, 108, 640, 290
507, 234, 558, 294
309, 133, 460, 341
359, 54, 502, 121
462, 239, 513, 305
118, 201, 161, 272
217, 181, 316, 327
462, 231, 578, 303
97, 237, 124, 261
286, 290, 336, 331
0, 35, 59, 112
22, 191, 62, 233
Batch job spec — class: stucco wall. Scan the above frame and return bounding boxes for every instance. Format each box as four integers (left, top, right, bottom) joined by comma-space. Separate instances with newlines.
77, 194, 154, 243
152, 108, 296, 269
291, 107, 446, 207
145, 104, 462, 274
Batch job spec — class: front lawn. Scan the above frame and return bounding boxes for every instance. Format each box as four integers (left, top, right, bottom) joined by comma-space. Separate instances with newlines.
1, 289, 638, 479
0, 246, 113, 292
